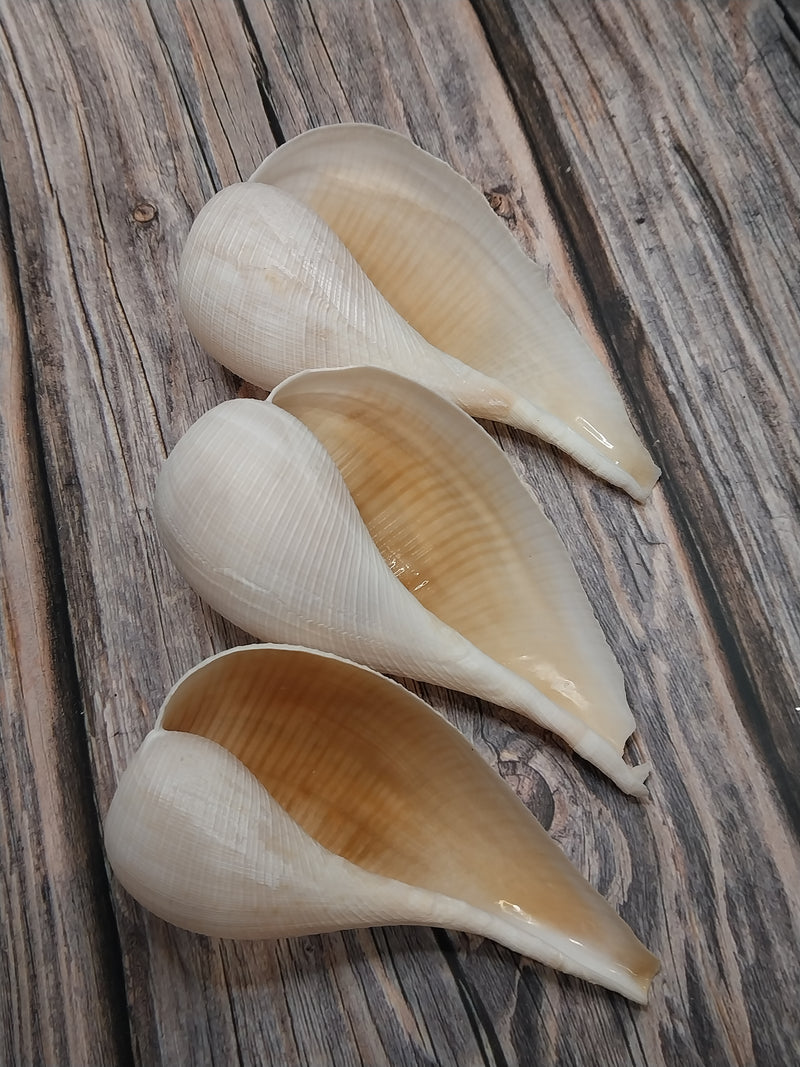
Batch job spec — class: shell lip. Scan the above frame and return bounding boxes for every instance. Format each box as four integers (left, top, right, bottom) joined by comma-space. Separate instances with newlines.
268, 363, 466, 413
153, 642, 403, 729
249, 123, 431, 184
272, 366, 660, 501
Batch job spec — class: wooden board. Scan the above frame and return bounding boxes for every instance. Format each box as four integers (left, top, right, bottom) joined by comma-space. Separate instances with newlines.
1, 0, 798, 1063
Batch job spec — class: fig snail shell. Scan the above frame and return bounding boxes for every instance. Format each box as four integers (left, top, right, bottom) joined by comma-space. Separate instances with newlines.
179, 124, 660, 499
103, 645, 659, 1002
154, 367, 651, 795
179, 181, 515, 423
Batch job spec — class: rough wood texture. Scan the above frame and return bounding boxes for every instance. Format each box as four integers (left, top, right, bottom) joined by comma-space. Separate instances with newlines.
1, 0, 798, 1063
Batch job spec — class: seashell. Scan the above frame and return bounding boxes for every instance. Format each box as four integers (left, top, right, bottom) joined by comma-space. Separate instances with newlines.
154, 366, 651, 795
103, 644, 659, 1001
179, 124, 659, 500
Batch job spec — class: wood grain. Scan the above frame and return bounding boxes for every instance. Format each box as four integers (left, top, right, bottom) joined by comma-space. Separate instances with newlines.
0, 172, 131, 1065
0, 0, 798, 1063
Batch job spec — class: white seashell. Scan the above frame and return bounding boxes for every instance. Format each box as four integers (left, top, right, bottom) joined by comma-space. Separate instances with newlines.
103, 644, 659, 1002
179, 124, 659, 499
179, 182, 518, 422
154, 367, 651, 795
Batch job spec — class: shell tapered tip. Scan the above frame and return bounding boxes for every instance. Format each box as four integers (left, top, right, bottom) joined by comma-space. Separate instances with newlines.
571, 728, 652, 797
629, 461, 661, 503
634, 948, 661, 1003
625, 762, 653, 799
503, 395, 661, 502
598, 955, 660, 1005
610, 763, 651, 800
625, 965, 660, 1006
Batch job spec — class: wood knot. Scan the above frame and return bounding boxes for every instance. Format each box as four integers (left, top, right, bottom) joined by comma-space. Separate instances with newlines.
485, 186, 514, 220
132, 202, 157, 224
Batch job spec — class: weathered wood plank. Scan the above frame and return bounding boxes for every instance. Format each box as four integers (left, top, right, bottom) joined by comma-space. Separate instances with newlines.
1, 1, 514, 1063
1, 0, 799, 1064
0, 4, 267, 1064
472, 0, 800, 832
0, 175, 132, 1064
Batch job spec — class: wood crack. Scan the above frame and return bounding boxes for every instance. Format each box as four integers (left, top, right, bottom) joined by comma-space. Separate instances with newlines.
69, 100, 170, 460
303, 1, 348, 122
432, 929, 509, 1067
230, 0, 287, 146
775, 0, 800, 48
219, 955, 246, 1067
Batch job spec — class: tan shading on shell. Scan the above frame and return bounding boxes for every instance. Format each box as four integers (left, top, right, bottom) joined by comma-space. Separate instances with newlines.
103, 645, 660, 1002
184, 123, 658, 498
154, 367, 651, 795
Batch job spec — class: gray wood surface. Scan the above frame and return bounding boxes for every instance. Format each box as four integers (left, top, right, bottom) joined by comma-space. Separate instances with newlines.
1, 1, 798, 1064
